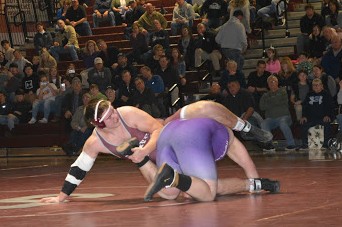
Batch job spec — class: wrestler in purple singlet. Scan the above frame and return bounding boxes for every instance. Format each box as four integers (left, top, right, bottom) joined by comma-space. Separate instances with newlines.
157, 118, 230, 180
94, 109, 157, 161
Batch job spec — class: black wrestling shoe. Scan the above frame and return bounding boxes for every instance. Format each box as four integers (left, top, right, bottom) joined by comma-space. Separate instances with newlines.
116, 137, 140, 157
144, 163, 178, 201
255, 178, 280, 193
247, 122, 273, 143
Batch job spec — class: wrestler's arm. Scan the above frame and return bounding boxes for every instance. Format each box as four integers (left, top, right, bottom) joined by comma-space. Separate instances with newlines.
119, 106, 163, 162
40, 134, 101, 203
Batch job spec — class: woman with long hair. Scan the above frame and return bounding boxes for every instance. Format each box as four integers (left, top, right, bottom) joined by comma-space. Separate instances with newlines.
39, 49, 57, 74
82, 40, 100, 69
177, 25, 195, 70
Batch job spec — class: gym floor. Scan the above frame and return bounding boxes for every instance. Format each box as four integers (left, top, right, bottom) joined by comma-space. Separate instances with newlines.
1, 147, 342, 226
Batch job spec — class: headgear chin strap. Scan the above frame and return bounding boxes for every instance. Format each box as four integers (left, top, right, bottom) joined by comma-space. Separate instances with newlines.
93, 100, 111, 128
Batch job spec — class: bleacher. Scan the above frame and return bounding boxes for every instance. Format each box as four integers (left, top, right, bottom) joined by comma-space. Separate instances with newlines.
1, 0, 326, 150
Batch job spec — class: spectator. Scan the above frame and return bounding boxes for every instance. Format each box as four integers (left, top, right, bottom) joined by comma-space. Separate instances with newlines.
96, 39, 120, 69
312, 64, 336, 97
229, 0, 251, 34
325, 0, 342, 30
215, 10, 247, 71
321, 0, 332, 19
8, 63, 24, 84
136, 3, 167, 33
33, 22, 53, 53
246, 60, 271, 109
87, 57, 112, 93
194, 23, 222, 77
145, 44, 165, 72
125, 0, 145, 27
22, 64, 39, 103
6, 89, 31, 134
140, 65, 164, 95
223, 79, 264, 141
49, 19, 79, 61
62, 92, 93, 156
1, 40, 15, 61
132, 76, 161, 117
336, 80, 342, 130
219, 60, 246, 93
155, 55, 180, 91
39, 49, 57, 74
116, 70, 136, 106
308, 24, 327, 59
170, 48, 186, 85
200, 83, 224, 103
260, 75, 297, 151
290, 70, 311, 121
296, 4, 325, 55
105, 85, 121, 107
44, 0, 55, 26
128, 23, 149, 64
321, 35, 342, 81
265, 46, 281, 75
90, 83, 108, 100
31, 56, 40, 74
200, 0, 228, 29
112, 53, 138, 88
171, 0, 195, 35
278, 56, 298, 99
177, 25, 195, 70
92, 0, 116, 27
28, 73, 58, 124
111, 0, 130, 26
82, 40, 100, 69
0, 91, 13, 131
149, 19, 170, 53
65, 0, 92, 36
62, 76, 84, 121
299, 78, 335, 149
296, 52, 314, 79
6, 50, 32, 75
56, 0, 71, 20
257, 0, 286, 28
0, 51, 8, 67
4, 65, 21, 102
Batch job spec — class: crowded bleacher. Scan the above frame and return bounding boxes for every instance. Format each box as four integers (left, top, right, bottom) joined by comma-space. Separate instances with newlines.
1, 0, 342, 154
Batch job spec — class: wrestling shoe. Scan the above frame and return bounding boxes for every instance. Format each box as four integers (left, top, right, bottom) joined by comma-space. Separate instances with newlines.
144, 163, 178, 201
116, 137, 140, 157
255, 178, 280, 193
245, 122, 273, 143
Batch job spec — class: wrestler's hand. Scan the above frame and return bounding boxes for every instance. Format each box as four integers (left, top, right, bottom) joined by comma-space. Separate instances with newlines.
128, 147, 147, 163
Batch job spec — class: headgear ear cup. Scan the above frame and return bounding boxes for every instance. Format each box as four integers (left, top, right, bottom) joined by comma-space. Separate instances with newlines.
93, 100, 111, 128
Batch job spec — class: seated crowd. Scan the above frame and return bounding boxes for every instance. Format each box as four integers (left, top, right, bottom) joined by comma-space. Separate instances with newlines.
1, 0, 342, 154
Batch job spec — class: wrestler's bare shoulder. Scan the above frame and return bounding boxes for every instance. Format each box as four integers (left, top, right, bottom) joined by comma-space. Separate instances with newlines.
83, 133, 105, 156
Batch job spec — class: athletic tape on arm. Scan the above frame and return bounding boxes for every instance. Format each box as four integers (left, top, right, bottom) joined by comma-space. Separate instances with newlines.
61, 151, 96, 195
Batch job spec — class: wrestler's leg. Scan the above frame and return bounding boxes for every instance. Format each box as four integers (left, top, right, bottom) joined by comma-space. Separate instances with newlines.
217, 178, 250, 195
226, 135, 259, 179
166, 101, 272, 143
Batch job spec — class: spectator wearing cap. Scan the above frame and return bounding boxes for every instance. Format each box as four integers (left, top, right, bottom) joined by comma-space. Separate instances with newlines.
112, 52, 138, 87
105, 85, 121, 107
62, 92, 93, 156
5, 50, 32, 75
33, 22, 53, 54
1, 40, 15, 62
65, 0, 93, 36
5, 89, 31, 134
22, 64, 39, 103
61, 76, 84, 121
88, 57, 112, 93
